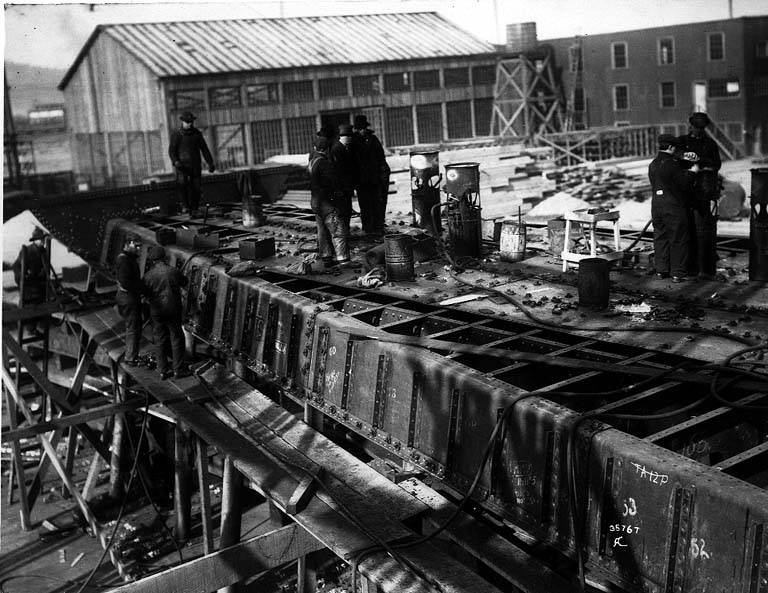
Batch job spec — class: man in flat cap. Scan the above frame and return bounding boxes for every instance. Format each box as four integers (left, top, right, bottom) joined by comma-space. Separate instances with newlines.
352, 114, 390, 237
677, 112, 722, 280
115, 233, 146, 365
168, 111, 216, 217
12, 226, 49, 305
648, 134, 696, 282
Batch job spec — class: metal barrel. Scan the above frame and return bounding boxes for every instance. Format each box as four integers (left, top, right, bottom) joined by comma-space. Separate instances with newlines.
506, 22, 537, 54
409, 150, 440, 183
384, 233, 415, 281
410, 152, 441, 231
446, 206, 482, 258
749, 168, 768, 282
578, 257, 610, 309
444, 162, 480, 197
499, 220, 526, 262
242, 194, 266, 227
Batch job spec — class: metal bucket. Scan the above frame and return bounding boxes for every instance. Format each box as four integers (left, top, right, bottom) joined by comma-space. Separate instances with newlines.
242, 194, 266, 227
446, 207, 482, 258
384, 233, 415, 281
499, 220, 526, 262
578, 258, 610, 310
444, 162, 480, 196
749, 168, 768, 282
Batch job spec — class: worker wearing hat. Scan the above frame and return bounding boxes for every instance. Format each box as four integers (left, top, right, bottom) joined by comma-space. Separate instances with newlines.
168, 111, 216, 217
648, 134, 696, 282
327, 124, 356, 238
12, 226, 49, 305
115, 233, 146, 365
677, 112, 722, 280
143, 245, 191, 379
352, 114, 390, 237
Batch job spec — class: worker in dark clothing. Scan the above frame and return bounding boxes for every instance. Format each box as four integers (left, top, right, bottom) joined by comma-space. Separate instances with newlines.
143, 245, 191, 379
677, 112, 722, 280
115, 233, 146, 365
12, 226, 48, 305
329, 124, 357, 224
352, 115, 391, 237
168, 111, 215, 216
309, 137, 351, 268
649, 134, 696, 282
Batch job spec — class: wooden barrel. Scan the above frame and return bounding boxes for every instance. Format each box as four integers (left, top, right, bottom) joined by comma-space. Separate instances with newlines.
499, 220, 526, 262
578, 258, 610, 309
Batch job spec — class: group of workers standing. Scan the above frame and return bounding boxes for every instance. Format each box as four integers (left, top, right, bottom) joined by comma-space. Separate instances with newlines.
649, 112, 722, 282
309, 115, 391, 269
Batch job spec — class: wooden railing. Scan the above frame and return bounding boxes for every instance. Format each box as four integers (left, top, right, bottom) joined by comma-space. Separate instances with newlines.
532, 125, 659, 166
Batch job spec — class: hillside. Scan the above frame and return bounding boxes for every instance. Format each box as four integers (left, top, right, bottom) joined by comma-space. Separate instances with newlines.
5, 61, 66, 117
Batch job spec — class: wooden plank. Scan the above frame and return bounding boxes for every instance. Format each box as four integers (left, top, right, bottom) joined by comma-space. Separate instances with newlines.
3, 388, 32, 529
105, 524, 324, 593
397, 478, 574, 593
195, 436, 215, 555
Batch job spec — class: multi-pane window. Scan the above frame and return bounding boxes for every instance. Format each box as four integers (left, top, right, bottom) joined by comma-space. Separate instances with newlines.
660, 82, 676, 107
569, 45, 583, 72
352, 75, 381, 95
446, 101, 472, 139
214, 124, 247, 168
252, 120, 283, 163
413, 70, 440, 90
209, 87, 242, 109
709, 78, 740, 98
708, 32, 725, 61
474, 98, 493, 136
246, 83, 278, 106
384, 72, 411, 92
755, 75, 768, 96
661, 125, 677, 136
416, 103, 443, 144
286, 116, 315, 154
319, 77, 349, 98
283, 81, 314, 102
613, 84, 629, 110
659, 38, 674, 65
172, 89, 205, 111
471, 65, 496, 86
758, 41, 768, 58
611, 42, 628, 69
443, 67, 469, 88
573, 88, 585, 112
385, 106, 414, 146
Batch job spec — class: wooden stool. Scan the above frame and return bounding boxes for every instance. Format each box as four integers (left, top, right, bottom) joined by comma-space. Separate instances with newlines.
562, 209, 623, 271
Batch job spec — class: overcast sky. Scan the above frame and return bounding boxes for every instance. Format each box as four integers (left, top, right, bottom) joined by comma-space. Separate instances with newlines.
3, 0, 768, 69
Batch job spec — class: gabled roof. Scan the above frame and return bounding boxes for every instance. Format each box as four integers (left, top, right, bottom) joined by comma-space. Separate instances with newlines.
59, 12, 496, 90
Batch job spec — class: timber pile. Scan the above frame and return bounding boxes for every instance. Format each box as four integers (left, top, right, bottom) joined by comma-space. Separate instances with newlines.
544, 164, 651, 203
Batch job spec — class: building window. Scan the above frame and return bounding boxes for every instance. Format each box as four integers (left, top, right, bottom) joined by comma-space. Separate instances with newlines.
416, 103, 443, 143
446, 101, 472, 139
319, 77, 349, 99
614, 121, 631, 127
708, 32, 725, 61
214, 124, 247, 168
286, 116, 315, 154
444, 67, 469, 88
385, 106, 414, 146
757, 41, 768, 58
709, 78, 740, 98
661, 125, 677, 136
209, 87, 242, 109
613, 84, 629, 110
573, 87, 585, 112
755, 75, 768, 96
252, 120, 283, 163
172, 89, 205, 111
283, 81, 314, 103
658, 37, 674, 65
352, 75, 380, 96
725, 122, 743, 143
384, 72, 411, 92
246, 83, 278, 106
474, 98, 493, 136
413, 70, 440, 90
569, 45, 583, 72
611, 42, 628, 69
660, 82, 676, 108
471, 65, 496, 86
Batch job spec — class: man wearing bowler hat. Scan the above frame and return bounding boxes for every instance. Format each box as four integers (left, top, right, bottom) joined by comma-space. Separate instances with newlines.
677, 112, 722, 280
648, 134, 696, 282
352, 114, 390, 237
168, 111, 216, 216
12, 226, 49, 305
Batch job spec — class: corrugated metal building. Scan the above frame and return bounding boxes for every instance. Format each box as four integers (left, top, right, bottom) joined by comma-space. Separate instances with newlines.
543, 16, 768, 155
59, 12, 499, 188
